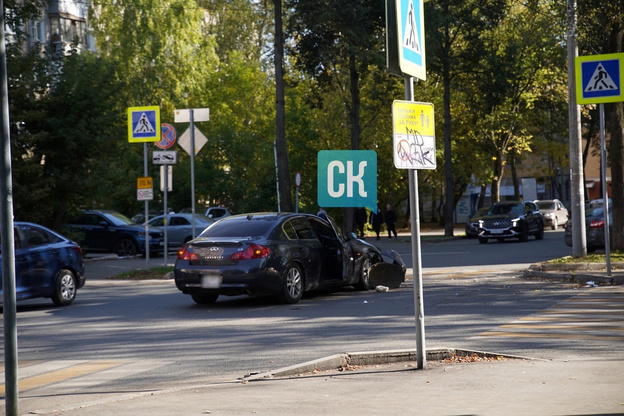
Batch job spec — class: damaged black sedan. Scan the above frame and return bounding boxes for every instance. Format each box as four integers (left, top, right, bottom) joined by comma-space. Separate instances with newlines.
174, 212, 406, 304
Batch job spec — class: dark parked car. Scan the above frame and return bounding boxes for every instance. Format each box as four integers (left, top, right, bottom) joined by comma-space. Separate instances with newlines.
1, 222, 85, 306
477, 201, 544, 243
465, 207, 490, 238
174, 212, 406, 305
68, 209, 163, 256
564, 205, 614, 252
149, 213, 214, 249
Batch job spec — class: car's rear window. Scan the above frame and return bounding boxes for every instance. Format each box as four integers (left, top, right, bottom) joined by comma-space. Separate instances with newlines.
198, 219, 273, 238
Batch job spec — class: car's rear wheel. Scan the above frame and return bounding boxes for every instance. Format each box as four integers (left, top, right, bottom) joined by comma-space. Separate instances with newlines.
115, 238, 138, 257
356, 255, 373, 290
191, 293, 219, 304
278, 263, 303, 304
478, 236, 488, 244
51, 269, 77, 306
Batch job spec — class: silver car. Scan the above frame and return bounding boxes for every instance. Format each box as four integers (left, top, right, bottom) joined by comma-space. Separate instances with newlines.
149, 213, 214, 249
535, 199, 568, 230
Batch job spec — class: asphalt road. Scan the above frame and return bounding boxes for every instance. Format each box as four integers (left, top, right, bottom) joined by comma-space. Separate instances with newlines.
3, 228, 622, 413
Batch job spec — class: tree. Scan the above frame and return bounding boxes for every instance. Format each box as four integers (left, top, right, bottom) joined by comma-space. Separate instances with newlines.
577, 0, 624, 250
286, 0, 386, 230
9, 47, 126, 229
424, 0, 506, 235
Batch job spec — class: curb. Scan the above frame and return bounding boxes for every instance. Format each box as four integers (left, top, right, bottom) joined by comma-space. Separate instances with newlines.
525, 262, 624, 286
243, 348, 536, 381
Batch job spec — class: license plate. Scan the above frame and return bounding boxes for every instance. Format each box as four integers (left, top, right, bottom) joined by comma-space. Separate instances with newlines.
201, 274, 222, 288
490, 229, 503, 234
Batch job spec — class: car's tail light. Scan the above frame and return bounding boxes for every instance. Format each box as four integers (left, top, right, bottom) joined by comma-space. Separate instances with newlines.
71, 246, 83, 256
178, 246, 199, 260
231, 244, 270, 260
589, 220, 605, 229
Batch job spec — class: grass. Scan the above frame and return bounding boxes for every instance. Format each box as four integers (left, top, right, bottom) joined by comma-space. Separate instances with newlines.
545, 250, 624, 264
107, 266, 174, 280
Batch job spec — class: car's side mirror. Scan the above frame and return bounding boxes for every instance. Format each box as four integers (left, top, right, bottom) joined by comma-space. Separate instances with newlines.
345, 231, 358, 241
99, 221, 109, 227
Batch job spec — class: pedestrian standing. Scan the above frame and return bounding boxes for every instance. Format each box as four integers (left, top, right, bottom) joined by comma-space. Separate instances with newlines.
354, 207, 367, 238
384, 203, 398, 239
369, 205, 383, 240
317, 207, 328, 221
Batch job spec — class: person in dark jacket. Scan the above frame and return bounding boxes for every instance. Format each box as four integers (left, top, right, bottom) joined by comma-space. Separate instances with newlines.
384, 203, 397, 239
354, 207, 367, 238
369, 205, 383, 240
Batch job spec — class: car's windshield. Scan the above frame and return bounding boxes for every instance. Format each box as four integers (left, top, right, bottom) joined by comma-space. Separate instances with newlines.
102, 211, 135, 226
488, 204, 523, 216
198, 218, 273, 238
536, 202, 555, 210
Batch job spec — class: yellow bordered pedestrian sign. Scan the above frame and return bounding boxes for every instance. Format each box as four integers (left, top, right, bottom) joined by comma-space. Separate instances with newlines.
128, 106, 161, 142
575, 53, 624, 104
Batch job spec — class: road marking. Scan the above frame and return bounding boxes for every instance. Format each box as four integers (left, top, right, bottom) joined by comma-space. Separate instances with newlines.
479, 288, 624, 341
480, 331, 624, 341
0, 360, 171, 396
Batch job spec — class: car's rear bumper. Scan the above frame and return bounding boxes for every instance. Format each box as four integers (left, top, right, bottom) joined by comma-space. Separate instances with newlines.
174, 265, 283, 297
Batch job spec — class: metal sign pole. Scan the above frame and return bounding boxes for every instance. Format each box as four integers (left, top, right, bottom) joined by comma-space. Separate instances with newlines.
190, 109, 196, 238
163, 165, 169, 265
405, 75, 426, 370
599, 104, 612, 276
1, 1, 19, 410
144, 142, 150, 269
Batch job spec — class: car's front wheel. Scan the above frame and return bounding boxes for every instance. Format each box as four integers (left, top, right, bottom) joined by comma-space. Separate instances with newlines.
51, 269, 77, 306
191, 293, 219, 304
115, 238, 138, 256
478, 236, 488, 244
356, 255, 373, 290
535, 224, 544, 240
278, 263, 303, 304
519, 224, 529, 242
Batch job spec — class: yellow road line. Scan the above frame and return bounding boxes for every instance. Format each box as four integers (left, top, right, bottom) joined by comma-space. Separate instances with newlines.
0, 361, 124, 396
500, 323, 624, 331
479, 331, 624, 341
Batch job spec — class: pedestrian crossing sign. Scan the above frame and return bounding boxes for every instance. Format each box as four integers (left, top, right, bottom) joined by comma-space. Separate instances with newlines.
128, 106, 161, 142
575, 53, 624, 104
395, 0, 426, 81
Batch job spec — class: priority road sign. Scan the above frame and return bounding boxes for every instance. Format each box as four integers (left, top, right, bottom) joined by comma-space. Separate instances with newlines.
128, 106, 161, 142
576, 53, 624, 104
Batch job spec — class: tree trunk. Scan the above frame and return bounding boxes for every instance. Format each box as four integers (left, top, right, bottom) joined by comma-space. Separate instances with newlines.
443, 51, 454, 236
343, 53, 362, 231
273, 0, 292, 212
607, 24, 623, 250
608, 101, 624, 250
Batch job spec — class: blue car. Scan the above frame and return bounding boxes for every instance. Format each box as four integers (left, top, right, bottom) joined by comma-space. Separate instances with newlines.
68, 209, 164, 256
1, 222, 85, 306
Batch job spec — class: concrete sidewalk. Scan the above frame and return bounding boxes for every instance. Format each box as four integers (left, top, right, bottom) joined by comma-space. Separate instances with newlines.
23, 349, 624, 416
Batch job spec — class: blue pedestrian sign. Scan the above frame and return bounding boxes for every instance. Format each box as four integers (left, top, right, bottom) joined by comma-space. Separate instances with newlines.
317, 150, 377, 211
395, 0, 426, 80
575, 53, 624, 104
128, 106, 161, 143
